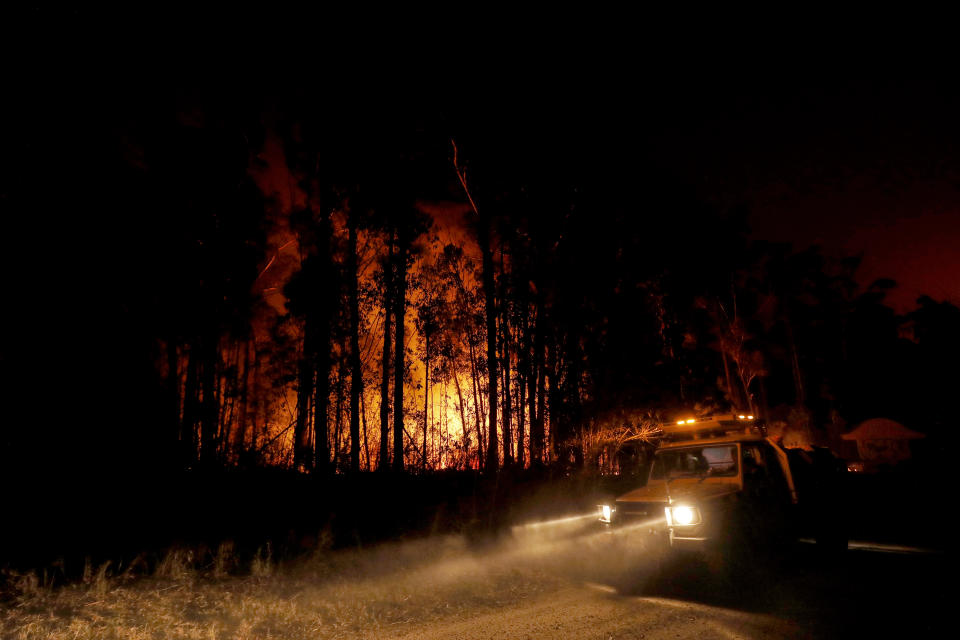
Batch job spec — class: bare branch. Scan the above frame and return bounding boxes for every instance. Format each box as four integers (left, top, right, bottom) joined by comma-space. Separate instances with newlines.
451, 139, 480, 218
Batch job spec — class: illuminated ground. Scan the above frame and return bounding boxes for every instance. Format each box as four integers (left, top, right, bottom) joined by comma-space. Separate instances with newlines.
1, 515, 948, 639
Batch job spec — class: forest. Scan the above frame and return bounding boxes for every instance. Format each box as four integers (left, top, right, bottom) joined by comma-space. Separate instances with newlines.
2, 84, 957, 489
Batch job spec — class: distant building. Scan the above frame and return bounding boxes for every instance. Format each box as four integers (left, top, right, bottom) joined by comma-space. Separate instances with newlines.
841, 418, 925, 471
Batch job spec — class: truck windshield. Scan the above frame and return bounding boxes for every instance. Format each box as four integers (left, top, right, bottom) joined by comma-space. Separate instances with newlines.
651, 445, 739, 480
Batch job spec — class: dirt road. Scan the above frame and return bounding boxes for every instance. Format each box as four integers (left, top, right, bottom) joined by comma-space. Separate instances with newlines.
2, 514, 948, 639
387, 544, 947, 640
391, 585, 803, 640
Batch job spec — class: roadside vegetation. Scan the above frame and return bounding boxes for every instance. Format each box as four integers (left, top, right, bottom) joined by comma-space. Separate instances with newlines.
1, 534, 573, 640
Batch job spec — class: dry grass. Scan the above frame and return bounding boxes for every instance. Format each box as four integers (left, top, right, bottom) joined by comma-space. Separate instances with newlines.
0, 532, 575, 640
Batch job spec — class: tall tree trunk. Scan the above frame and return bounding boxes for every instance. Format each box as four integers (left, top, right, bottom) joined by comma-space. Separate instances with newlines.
499, 246, 512, 467
379, 234, 394, 471
527, 354, 538, 466
249, 341, 260, 460
422, 330, 429, 470
478, 217, 499, 472
183, 342, 199, 466
216, 343, 238, 459
517, 300, 529, 469
315, 213, 336, 475
199, 333, 219, 467
452, 367, 469, 469
237, 339, 252, 455
393, 238, 408, 472
545, 337, 558, 462
294, 324, 314, 471
720, 347, 740, 411
314, 345, 330, 474
468, 336, 484, 469
333, 358, 345, 471
167, 340, 181, 458
442, 379, 448, 468
516, 366, 525, 468
565, 335, 584, 468
361, 388, 370, 471
501, 304, 512, 467
313, 295, 333, 474
214, 349, 225, 455
736, 363, 757, 417
531, 298, 546, 466
348, 213, 362, 473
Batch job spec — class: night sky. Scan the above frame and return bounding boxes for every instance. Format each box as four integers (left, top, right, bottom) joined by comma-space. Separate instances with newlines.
7, 21, 957, 311
645, 82, 960, 311
444, 74, 960, 312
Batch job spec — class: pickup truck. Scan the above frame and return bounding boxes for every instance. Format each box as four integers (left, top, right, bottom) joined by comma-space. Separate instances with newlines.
598, 414, 847, 568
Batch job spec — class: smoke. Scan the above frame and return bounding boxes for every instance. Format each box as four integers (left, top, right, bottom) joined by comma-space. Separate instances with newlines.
289, 509, 670, 607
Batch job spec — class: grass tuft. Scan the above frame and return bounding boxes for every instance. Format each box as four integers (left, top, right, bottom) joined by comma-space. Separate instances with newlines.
212, 541, 236, 579
250, 542, 273, 578
155, 548, 194, 582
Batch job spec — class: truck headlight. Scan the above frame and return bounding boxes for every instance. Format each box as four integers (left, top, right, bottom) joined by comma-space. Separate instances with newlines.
599, 504, 613, 523
665, 505, 701, 526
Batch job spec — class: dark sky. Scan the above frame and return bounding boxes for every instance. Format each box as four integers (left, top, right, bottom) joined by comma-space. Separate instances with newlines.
6, 20, 958, 313
441, 74, 960, 312
637, 82, 960, 311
